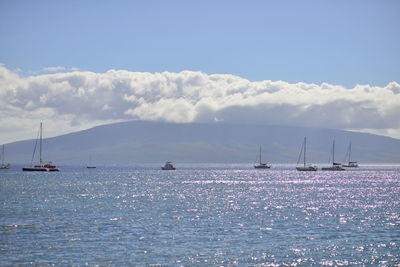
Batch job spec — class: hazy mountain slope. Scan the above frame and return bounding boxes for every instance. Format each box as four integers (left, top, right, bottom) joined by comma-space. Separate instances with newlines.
3, 121, 400, 164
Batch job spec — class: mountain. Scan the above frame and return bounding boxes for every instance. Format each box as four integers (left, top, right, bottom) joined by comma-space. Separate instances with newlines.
3, 121, 400, 164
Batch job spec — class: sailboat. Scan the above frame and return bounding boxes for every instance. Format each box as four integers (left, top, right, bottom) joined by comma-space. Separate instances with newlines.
1, 144, 11, 169
162, 161, 176, 170
342, 142, 358, 167
254, 146, 271, 169
22, 122, 60, 172
321, 140, 345, 171
296, 137, 317, 171
86, 156, 96, 169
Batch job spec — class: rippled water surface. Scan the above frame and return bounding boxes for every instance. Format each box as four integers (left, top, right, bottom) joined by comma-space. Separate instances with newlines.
1, 164, 400, 266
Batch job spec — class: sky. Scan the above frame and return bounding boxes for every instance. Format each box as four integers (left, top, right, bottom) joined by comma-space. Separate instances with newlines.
0, 0, 399, 144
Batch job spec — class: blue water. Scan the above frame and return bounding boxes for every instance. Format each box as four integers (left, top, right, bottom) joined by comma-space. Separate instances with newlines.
1, 164, 399, 266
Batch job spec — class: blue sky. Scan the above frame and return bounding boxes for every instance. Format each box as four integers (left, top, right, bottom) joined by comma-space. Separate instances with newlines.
1, 0, 399, 87
0, 0, 400, 144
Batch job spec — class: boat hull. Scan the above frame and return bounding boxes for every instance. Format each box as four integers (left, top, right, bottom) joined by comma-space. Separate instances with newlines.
1, 164, 10, 169
343, 162, 358, 168
254, 165, 271, 169
23, 166, 59, 172
321, 166, 345, 171
162, 162, 176, 170
296, 166, 317, 171
161, 167, 176, 170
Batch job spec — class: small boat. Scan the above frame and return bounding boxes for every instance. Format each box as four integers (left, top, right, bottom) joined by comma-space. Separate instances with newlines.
342, 142, 358, 168
296, 137, 317, 171
23, 163, 59, 172
162, 161, 176, 170
1, 144, 10, 169
86, 156, 96, 169
22, 122, 59, 172
254, 146, 271, 169
321, 140, 345, 171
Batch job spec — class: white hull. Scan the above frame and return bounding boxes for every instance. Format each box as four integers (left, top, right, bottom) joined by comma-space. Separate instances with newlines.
1, 145, 10, 169
1, 164, 10, 169
343, 142, 358, 168
23, 165, 59, 172
343, 162, 358, 168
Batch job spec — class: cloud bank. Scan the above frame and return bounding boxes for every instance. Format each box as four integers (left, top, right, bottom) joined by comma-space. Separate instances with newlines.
0, 65, 399, 143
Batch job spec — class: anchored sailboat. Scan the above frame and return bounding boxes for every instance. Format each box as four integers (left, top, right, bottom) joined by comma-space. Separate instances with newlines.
296, 137, 317, 171
162, 161, 176, 170
1, 145, 10, 169
342, 142, 358, 167
254, 146, 271, 169
321, 140, 345, 171
22, 122, 59, 172
86, 156, 96, 169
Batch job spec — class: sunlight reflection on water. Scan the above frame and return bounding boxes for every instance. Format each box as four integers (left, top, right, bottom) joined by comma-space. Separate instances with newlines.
0, 164, 399, 265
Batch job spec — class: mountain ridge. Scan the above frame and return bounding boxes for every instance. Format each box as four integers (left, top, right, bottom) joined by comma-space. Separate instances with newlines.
3, 121, 400, 164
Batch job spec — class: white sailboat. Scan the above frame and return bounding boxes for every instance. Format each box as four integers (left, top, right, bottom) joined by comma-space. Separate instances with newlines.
22, 122, 60, 172
1, 144, 11, 169
342, 142, 358, 168
254, 146, 271, 169
321, 140, 345, 171
296, 137, 317, 171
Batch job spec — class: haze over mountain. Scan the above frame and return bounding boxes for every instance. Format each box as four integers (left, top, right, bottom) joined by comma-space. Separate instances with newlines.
3, 121, 400, 165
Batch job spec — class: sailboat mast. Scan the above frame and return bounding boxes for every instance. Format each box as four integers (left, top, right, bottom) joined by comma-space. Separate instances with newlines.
259, 146, 262, 164
304, 137, 306, 167
39, 122, 43, 164
332, 139, 335, 165
1, 145, 4, 165
349, 142, 352, 162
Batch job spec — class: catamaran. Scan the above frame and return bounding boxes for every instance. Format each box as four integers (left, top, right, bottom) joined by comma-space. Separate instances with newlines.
254, 146, 271, 169
321, 140, 345, 171
296, 137, 317, 171
342, 141, 358, 167
22, 122, 60, 172
0, 144, 10, 169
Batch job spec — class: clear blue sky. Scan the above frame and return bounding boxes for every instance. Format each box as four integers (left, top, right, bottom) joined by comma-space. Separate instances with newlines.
1, 0, 399, 88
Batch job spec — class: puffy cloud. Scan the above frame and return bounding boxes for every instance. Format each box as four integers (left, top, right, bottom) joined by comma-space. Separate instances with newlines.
0, 65, 399, 143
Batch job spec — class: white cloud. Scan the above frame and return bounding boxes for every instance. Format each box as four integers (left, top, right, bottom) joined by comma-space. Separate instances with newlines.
43, 66, 80, 72
0, 65, 399, 143
43, 66, 67, 72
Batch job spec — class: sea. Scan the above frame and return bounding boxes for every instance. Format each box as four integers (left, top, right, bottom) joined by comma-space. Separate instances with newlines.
1, 164, 399, 266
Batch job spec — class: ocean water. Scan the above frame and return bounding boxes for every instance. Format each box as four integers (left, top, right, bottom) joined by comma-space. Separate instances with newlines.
1, 164, 399, 266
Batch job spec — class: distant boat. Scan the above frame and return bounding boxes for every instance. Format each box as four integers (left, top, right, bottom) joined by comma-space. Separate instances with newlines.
22, 122, 60, 172
342, 142, 358, 168
162, 161, 176, 170
86, 156, 96, 169
254, 146, 271, 169
296, 137, 317, 171
0, 144, 10, 169
321, 140, 345, 171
